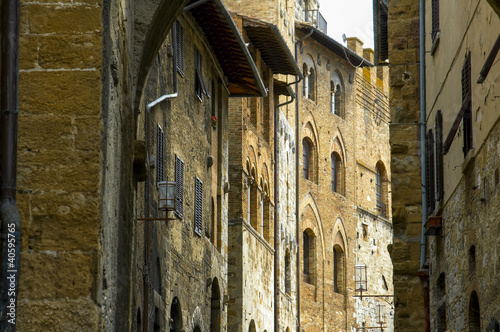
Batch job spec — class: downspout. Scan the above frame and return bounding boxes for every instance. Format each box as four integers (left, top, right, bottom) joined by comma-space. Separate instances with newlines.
142, 36, 178, 332
274, 85, 295, 332
294, 28, 312, 332
0, 1, 21, 331
418, 0, 430, 331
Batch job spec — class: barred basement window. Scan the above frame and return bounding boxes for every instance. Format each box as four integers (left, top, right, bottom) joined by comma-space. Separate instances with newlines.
194, 177, 203, 236
157, 124, 165, 184
195, 47, 208, 100
175, 155, 184, 218
174, 21, 184, 75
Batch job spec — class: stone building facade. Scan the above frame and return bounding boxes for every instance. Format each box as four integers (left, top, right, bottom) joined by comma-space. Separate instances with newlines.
295, 23, 392, 332
423, 0, 500, 331
133, 3, 267, 332
378, 0, 500, 331
225, 13, 302, 332
1, 0, 395, 331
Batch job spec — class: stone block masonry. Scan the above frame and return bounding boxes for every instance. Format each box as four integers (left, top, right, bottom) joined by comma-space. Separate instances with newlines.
16, 1, 103, 331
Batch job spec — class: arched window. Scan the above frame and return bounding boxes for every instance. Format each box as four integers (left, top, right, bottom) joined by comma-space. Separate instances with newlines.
468, 291, 480, 332
249, 320, 257, 332
211, 278, 220, 332
303, 229, 315, 284
333, 231, 345, 294
308, 68, 315, 100
331, 152, 341, 192
285, 249, 291, 294
334, 84, 342, 115
170, 297, 182, 332
303, 138, 312, 180
331, 82, 342, 116
303, 64, 309, 97
303, 63, 315, 101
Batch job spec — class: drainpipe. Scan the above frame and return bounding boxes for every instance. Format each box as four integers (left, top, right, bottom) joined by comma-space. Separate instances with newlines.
0, 1, 21, 331
418, 0, 430, 331
274, 85, 296, 332
295, 28, 312, 332
142, 35, 178, 332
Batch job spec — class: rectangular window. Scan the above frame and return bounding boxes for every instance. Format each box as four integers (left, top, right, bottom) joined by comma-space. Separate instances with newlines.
462, 53, 472, 156
194, 177, 203, 236
432, 0, 440, 41
174, 21, 184, 74
195, 47, 208, 100
157, 124, 165, 184
175, 155, 184, 218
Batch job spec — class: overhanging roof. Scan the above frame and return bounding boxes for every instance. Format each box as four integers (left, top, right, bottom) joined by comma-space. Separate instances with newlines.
187, 0, 267, 97
241, 16, 303, 79
295, 22, 373, 68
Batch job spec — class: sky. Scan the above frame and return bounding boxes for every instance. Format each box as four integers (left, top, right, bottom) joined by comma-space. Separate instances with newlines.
319, 0, 374, 50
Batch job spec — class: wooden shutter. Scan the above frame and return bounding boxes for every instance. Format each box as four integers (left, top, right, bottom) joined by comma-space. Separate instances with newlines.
426, 129, 436, 214
432, 0, 439, 40
435, 111, 444, 201
194, 177, 203, 236
157, 124, 164, 183
175, 155, 184, 218
175, 21, 184, 74
462, 53, 472, 156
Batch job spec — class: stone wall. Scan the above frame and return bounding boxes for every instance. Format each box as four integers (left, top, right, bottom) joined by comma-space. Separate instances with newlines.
386, 0, 426, 330
16, 1, 104, 330
296, 29, 392, 332
424, 0, 500, 330
134, 12, 230, 331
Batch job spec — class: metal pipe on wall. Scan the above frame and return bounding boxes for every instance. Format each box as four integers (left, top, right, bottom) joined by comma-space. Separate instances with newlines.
0, 0, 21, 330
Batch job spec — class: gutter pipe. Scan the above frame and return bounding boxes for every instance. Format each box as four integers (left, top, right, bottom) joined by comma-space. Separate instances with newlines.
142, 35, 178, 332
0, 1, 21, 330
295, 28, 312, 332
274, 85, 295, 332
419, 0, 431, 331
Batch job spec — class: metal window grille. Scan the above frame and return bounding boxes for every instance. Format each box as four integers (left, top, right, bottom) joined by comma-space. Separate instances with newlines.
175, 155, 184, 218
194, 177, 203, 236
